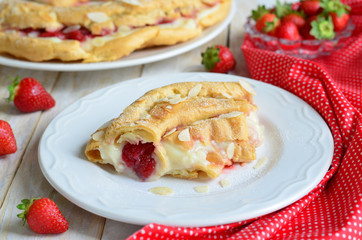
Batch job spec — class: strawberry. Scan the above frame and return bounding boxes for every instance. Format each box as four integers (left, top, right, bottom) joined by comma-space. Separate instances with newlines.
8, 76, 55, 113
201, 45, 236, 73
277, 21, 302, 40
0, 120, 17, 156
310, 14, 335, 40
329, 12, 349, 31
255, 13, 281, 36
300, 0, 321, 16
300, 15, 318, 39
251, 5, 271, 22
17, 198, 69, 234
321, 0, 351, 31
282, 12, 306, 29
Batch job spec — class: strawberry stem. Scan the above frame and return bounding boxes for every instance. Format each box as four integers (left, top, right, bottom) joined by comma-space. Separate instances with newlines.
251, 5, 269, 21
201, 46, 220, 71
310, 15, 335, 40
7, 76, 21, 102
17, 197, 40, 225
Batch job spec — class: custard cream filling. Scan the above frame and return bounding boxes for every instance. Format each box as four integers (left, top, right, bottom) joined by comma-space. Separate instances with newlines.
9, 2, 220, 49
94, 111, 264, 179
162, 141, 212, 174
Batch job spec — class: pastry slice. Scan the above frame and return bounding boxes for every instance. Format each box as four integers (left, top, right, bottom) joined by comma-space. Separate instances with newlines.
85, 80, 264, 181
0, 0, 231, 62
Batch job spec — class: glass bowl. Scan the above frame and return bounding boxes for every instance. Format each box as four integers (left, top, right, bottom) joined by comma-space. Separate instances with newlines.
243, 17, 355, 59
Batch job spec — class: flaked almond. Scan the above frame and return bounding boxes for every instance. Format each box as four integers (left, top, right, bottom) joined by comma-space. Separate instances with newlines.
28, 32, 39, 38
226, 142, 235, 159
87, 12, 109, 23
194, 185, 209, 193
219, 111, 243, 119
91, 38, 106, 47
239, 79, 256, 96
165, 105, 172, 109
178, 128, 191, 142
163, 128, 176, 137
221, 92, 232, 99
168, 94, 185, 104
49, 12, 57, 21
254, 156, 268, 170
120, 0, 143, 6
92, 131, 105, 141
63, 25, 81, 34
188, 84, 202, 97
219, 178, 231, 188
149, 187, 174, 195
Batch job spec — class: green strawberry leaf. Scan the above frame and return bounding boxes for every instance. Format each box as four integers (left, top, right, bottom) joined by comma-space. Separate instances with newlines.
7, 75, 21, 102
201, 46, 220, 71
310, 15, 335, 40
321, 0, 350, 17
16, 197, 40, 225
275, 0, 292, 18
263, 17, 279, 33
251, 5, 269, 21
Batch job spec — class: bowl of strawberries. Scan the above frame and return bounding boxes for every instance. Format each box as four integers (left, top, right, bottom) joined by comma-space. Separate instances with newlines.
244, 0, 355, 59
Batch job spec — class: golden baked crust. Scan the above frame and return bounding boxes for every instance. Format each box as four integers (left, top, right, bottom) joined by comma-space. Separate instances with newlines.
85, 80, 264, 181
30, 0, 89, 6
0, 0, 231, 62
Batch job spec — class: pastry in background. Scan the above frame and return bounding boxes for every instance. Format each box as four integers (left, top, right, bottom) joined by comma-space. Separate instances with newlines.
0, 0, 231, 62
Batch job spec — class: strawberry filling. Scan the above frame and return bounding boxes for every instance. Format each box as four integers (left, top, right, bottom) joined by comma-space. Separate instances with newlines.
122, 142, 156, 181
19, 26, 116, 42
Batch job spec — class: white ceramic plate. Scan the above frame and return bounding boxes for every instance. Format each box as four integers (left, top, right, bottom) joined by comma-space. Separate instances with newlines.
0, 3, 235, 72
38, 73, 334, 227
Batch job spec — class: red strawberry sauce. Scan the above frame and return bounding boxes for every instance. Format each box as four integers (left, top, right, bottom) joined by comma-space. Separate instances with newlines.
20, 26, 115, 42
122, 142, 156, 181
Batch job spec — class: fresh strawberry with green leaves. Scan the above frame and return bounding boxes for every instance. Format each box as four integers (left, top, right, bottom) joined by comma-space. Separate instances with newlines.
201, 45, 236, 73
251, 5, 270, 21
282, 12, 306, 29
300, 0, 322, 16
255, 13, 281, 36
310, 14, 335, 39
8, 76, 55, 113
0, 120, 17, 156
329, 11, 349, 31
17, 198, 69, 234
275, 0, 293, 18
321, 0, 351, 31
277, 21, 302, 40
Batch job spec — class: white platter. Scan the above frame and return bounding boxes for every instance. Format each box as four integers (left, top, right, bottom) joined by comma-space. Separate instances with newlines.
0, 3, 235, 72
38, 73, 334, 227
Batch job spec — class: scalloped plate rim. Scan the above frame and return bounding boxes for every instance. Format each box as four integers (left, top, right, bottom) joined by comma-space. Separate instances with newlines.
38, 73, 334, 227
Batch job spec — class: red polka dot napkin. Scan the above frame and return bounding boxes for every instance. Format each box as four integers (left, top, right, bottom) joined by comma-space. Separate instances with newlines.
128, 1, 362, 239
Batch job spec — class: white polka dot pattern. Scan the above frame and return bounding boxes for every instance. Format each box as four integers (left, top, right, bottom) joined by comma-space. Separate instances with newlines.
128, 3, 362, 239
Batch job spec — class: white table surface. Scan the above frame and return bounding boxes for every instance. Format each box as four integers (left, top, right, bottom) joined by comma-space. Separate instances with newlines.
0, 0, 262, 238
